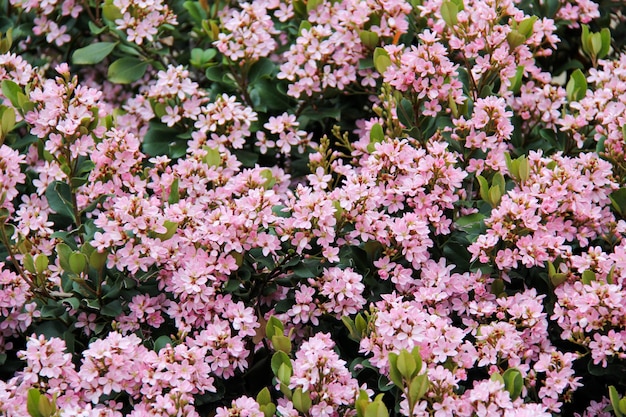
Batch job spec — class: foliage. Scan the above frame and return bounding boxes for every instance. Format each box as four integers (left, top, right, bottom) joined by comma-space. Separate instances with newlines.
0, 0, 625, 415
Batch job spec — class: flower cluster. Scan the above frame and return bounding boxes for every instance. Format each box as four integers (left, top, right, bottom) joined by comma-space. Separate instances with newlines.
469, 151, 618, 271
216, 1, 280, 64
277, 0, 412, 97
112, 0, 177, 45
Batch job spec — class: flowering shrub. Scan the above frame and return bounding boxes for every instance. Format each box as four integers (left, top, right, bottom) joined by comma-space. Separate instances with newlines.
1, 0, 626, 415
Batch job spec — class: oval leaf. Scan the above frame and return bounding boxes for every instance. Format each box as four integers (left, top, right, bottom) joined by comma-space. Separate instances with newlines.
107, 57, 148, 84
72, 42, 117, 65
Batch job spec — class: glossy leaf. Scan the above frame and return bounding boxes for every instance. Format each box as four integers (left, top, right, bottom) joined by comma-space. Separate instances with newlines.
45, 181, 76, 222
107, 57, 148, 84
72, 42, 117, 65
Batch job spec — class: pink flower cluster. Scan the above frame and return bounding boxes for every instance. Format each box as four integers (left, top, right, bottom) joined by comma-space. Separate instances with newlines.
113, 0, 177, 45
277, 0, 412, 97
469, 151, 618, 271
284, 333, 360, 416
361, 259, 581, 413
216, 0, 280, 63
3, 332, 219, 416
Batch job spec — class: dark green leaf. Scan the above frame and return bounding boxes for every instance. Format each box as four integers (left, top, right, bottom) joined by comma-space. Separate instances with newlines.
100, 299, 123, 317
142, 121, 187, 158
233, 149, 258, 167
72, 42, 117, 65
40, 304, 66, 318
45, 181, 76, 222
107, 57, 148, 84
1, 80, 22, 108
249, 58, 275, 84
154, 335, 173, 352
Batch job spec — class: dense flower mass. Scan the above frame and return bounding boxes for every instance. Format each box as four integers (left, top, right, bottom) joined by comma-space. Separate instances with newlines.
1, 0, 626, 415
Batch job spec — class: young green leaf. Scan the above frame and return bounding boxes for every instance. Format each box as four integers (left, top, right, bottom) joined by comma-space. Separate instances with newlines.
440, 1, 459, 27
566, 69, 587, 102
373, 48, 391, 74
27, 389, 43, 417
609, 386, 624, 417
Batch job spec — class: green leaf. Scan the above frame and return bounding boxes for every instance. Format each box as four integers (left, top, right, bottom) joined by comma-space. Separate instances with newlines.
56, 243, 73, 271
88, 248, 107, 270
107, 57, 148, 84
509, 66, 524, 94
190, 48, 217, 68
455, 213, 485, 232
27, 389, 43, 417
566, 69, 587, 102
370, 123, 385, 144
88, 21, 108, 35
271, 351, 291, 376
364, 400, 389, 417
72, 42, 117, 65
68, 252, 87, 274
1, 105, 16, 134
387, 352, 403, 387
408, 373, 429, 403
102, 0, 123, 21
249, 58, 275, 84
233, 149, 259, 167
292, 388, 312, 413
502, 368, 523, 400
306, 0, 323, 12
488, 185, 501, 206
23, 254, 35, 273
101, 299, 123, 317
256, 387, 273, 406
1, 80, 22, 108
396, 349, 417, 379
45, 181, 76, 222
599, 28, 611, 60
581, 25, 591, 56
609, 386, 624, 417
34, 254, 49, 274
373, 47, 391, 75
620, 398, 626, 415
355, 313, 367, 336
142, 121, 187, 158
477, 175, 489, 202
271, 334, 292, 353
359, 30, 379, 49
62, 297, 80, 310
590, 33, 602, 58
40, 303, 66, 318
491, 278, 505, 296
610, 188, 626, 217
490, 372, 505, 385
397, 98, 415, 128
492, 172, 505, 195
154, 335, 173, 351
168, 178, 180, 204
277, 362, 292, 384
581, 269, 596, 285
517, 16, 537, 39
183, 0, 207, 23
37, 393, 54, 417
506, 30, 525, 49
440, 1, 459, 27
